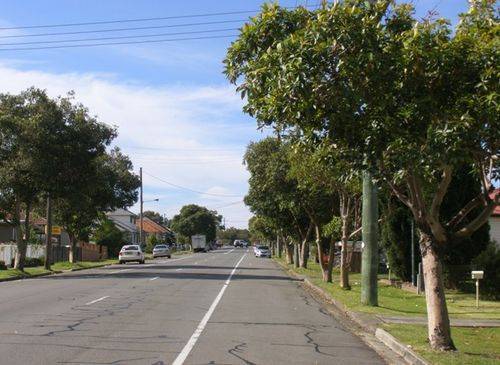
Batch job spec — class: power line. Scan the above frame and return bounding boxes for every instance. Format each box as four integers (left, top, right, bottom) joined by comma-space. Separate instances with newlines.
0, 19, 245, 39
0, 10, 259, 30
0, 34, 238, 51
211, 201, 245, 209
143, 171, 243, 198
0, 4, 325, 31
0, 28, 238, 46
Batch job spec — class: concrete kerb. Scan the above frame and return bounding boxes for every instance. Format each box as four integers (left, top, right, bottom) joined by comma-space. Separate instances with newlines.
375, 328, 429, 365
273, 258, 429, 365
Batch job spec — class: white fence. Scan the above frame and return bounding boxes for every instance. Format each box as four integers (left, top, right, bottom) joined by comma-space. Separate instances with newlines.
0, 244, 44, 266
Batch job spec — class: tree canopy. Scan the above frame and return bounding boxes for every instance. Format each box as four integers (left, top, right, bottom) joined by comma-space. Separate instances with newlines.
170, 204, 222, 244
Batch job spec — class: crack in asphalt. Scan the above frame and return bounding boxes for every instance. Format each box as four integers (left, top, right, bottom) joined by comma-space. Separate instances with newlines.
227, 341, 256, 365
303, 326, 337, 358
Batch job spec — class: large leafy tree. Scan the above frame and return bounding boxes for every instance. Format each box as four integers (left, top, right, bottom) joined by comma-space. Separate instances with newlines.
289, 141, 362, 285
170, 204, 222, 244
248, 216, 275, 244
55, 148, 140, 263
225, 0, 498, 350
244, 138, 312, 268
0, 89, 66, 270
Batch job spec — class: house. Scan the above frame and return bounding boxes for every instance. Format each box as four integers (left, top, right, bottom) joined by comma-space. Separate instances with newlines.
106, 208, 140, 245
0, 221, 16, 243
136, 216, 173, 243
489, 189, 500, 249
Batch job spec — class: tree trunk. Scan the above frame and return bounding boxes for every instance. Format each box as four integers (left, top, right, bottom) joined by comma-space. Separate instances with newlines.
299, 240, 309, 268
315, 224, 333, 283
326, 239, 335, 283
293, 242, 299, 268
277, 235, 282, 258
285, 242, 293, 264
69, 233, 77, 264
13, 199, 26, 270
420, 231, 456, 351
316, 229, 327, 280
340, 239, 350, 289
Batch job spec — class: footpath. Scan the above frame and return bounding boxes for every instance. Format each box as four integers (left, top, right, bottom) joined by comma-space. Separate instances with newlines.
274, 258, 500, 365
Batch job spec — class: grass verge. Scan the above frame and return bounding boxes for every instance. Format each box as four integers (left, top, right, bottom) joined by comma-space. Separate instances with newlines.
383, 324, 500, 365
51, 259, 117, 271
0, 259, 117, 281
276, 258, 500, 319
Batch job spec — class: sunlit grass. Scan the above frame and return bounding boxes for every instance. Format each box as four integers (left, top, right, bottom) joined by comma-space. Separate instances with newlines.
276, 258, 500, 319
383, 324, 500, 365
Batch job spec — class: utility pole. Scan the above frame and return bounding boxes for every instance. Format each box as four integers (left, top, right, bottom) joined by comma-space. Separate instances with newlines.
361, 0, 379, 307
44, 193, 52, 270
411, 220, 416, 286
361, 170, 378, 306
139, 167, 143, 246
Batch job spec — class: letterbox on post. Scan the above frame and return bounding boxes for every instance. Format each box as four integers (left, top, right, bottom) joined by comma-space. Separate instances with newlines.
471, 270, 484, 309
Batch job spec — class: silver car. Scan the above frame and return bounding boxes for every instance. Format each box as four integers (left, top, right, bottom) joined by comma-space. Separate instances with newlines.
255, 245, 271, 258
153, 244, 171, 259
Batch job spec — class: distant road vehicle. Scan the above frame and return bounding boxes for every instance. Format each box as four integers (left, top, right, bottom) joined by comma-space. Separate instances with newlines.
191, 234, 207, 252
255, 245, 271, 258
234, 239, 247, 247
153, 244, 171, 259
119, 245, 145, 264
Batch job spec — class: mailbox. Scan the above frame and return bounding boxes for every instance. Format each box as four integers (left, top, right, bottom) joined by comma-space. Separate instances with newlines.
471, 271, 484, 280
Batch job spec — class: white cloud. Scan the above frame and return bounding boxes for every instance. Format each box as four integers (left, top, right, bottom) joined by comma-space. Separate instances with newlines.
0, 64, 255, 228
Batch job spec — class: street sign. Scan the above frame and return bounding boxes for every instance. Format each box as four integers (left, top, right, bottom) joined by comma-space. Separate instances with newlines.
46, 226, 62, 235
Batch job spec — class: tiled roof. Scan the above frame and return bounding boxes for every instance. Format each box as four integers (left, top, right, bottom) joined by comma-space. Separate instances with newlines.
136, 216, 171, 234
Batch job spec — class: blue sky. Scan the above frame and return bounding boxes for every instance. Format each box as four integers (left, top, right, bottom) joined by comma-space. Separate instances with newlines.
0, 0, 470, 228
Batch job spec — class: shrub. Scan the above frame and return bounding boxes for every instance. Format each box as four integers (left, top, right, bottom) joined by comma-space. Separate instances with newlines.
0, 260, 6, 270
471, 244, 500, 300
24, 257, 44, 267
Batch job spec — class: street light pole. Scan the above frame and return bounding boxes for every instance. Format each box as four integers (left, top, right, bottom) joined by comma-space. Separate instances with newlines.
140, 167, 143, 246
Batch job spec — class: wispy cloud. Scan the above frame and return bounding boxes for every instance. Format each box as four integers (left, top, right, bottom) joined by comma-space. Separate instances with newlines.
0, 64, 256, 227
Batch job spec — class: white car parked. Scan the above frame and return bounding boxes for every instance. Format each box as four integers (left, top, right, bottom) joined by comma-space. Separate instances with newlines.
119, 245, 145, 264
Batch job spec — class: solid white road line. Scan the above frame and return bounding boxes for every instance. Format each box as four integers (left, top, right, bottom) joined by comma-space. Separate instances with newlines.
172, 253, 247, 365
224, 248, 235, 255
149, 277, 159, 281
85, 296, 109, 305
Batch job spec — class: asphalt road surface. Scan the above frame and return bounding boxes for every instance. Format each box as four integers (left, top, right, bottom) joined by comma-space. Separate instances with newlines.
0, 247, 385, 365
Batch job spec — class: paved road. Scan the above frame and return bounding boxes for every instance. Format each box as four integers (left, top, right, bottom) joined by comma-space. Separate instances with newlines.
0, 248, 385, 365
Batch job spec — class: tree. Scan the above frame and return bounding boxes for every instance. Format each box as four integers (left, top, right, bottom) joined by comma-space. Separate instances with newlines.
143, 211, 165, 225
146, 234, 158, 254
170, 204, 222, 245
55, 148, 140, 263
225, 1, 498, 350
217, 227, 250, 245
248, 216, 274, 244
289, 141, 362, 285
0, 89, 64, 270
244, 138, 312, 268
92, 216, 124, 257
